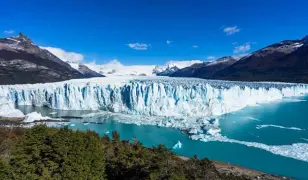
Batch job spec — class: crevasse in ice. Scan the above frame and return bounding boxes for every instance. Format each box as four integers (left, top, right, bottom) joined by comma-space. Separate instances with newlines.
0, 76, 307, 118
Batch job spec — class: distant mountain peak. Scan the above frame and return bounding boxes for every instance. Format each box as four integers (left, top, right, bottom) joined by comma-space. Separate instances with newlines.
12, 33, 33, 43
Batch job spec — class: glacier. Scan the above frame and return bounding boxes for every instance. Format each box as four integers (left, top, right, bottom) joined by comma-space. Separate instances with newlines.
2, 76, 308, 162
1, 76, 308, 118
0, 96, 24, 117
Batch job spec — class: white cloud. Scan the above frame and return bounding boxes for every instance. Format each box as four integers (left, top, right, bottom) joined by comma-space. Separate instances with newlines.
166, 40, 172, 45
127, 43, 149, 50
4, 30, 15, 34
40, 46, 84, 63
223, 26, 240, 35
192, 45, 199, 48
232, 53, 250, 60
233, 43, 251, 54
232, 42, 238, 45
206, 56, 216, 60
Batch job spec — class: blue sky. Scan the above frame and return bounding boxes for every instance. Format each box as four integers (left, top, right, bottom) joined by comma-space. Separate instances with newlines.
1, 0, 308, 65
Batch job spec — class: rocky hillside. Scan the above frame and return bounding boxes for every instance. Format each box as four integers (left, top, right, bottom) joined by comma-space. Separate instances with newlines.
171, 36, 308, 83
0, 33, 101, 85
213, 36, 308, 82
75, 64, 105, 78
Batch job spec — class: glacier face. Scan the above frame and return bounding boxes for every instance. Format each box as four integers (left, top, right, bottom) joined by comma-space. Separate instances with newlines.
1, 76, 308, 118
0, 96, 24, 117
2, 76, 308, 163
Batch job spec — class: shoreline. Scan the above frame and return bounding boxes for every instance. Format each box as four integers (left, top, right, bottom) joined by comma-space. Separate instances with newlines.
179, 156, 291, 180
212, 160, 291, 180
0, 117, 293, 180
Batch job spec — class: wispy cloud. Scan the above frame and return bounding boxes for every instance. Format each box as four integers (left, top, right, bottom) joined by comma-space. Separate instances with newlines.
223, 26, 240, 35
40, 46, 84, 63
127, 43, 149, 50
206, 56, 216, 60
166, 40, 172, 45
4, 30, 15, 34
192, 45, 199, 48
233, 43, 251, 53
232, 53, 249, 60
232, 42, 238, 45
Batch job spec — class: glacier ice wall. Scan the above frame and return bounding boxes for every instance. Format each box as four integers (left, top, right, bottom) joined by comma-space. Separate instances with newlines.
0, 96, 24, 117
0, 77, 308, 118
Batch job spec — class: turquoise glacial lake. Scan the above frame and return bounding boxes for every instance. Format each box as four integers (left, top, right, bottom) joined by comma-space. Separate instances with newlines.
18, 96, 308, 180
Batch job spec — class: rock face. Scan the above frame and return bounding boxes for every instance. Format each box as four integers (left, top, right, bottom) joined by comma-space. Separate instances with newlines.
156, 66, 180, 76
77, 64, 105, 78
171, 36, 308, 83
0, 33, 85, 85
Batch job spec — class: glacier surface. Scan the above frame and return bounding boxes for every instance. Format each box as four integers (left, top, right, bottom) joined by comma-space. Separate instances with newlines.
1, 76, 308, 118
2, 76, 308, 162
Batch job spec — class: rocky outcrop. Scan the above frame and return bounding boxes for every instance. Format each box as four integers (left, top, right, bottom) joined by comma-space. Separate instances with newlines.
0, 33, 85, 85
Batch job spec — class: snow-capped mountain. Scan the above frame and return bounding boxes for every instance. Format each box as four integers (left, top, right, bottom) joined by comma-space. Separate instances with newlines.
154, 60, 203, 76
171, 56, 239, 78
156, 66, 180, 76
85, 60, 157, 76
0, 33, 85, 85
2, 33, 307, 84
1, 33, 202, 79
68, 60, 203, 77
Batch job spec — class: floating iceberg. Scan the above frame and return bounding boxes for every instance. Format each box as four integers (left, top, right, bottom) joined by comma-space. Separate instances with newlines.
244, 116, 260, 121
207, 128, 221, 136
173, 141, 182, 149
24, 112, 51, 123
256, 124, 304, 131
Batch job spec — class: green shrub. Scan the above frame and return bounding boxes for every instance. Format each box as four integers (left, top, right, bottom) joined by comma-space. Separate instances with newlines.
0, 125, 252, 180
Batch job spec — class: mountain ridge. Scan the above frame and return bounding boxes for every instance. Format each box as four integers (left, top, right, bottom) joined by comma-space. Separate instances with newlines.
1, 33, 308, 84
211, 36, 308, 82
0, 33, 93, 85
171, 35, 308, 83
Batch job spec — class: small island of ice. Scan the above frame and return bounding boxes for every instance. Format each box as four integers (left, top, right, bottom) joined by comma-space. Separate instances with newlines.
173, 141, 183, 149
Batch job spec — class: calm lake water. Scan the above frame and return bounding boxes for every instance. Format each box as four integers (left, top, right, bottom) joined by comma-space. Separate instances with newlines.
18, 96, 308, 180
